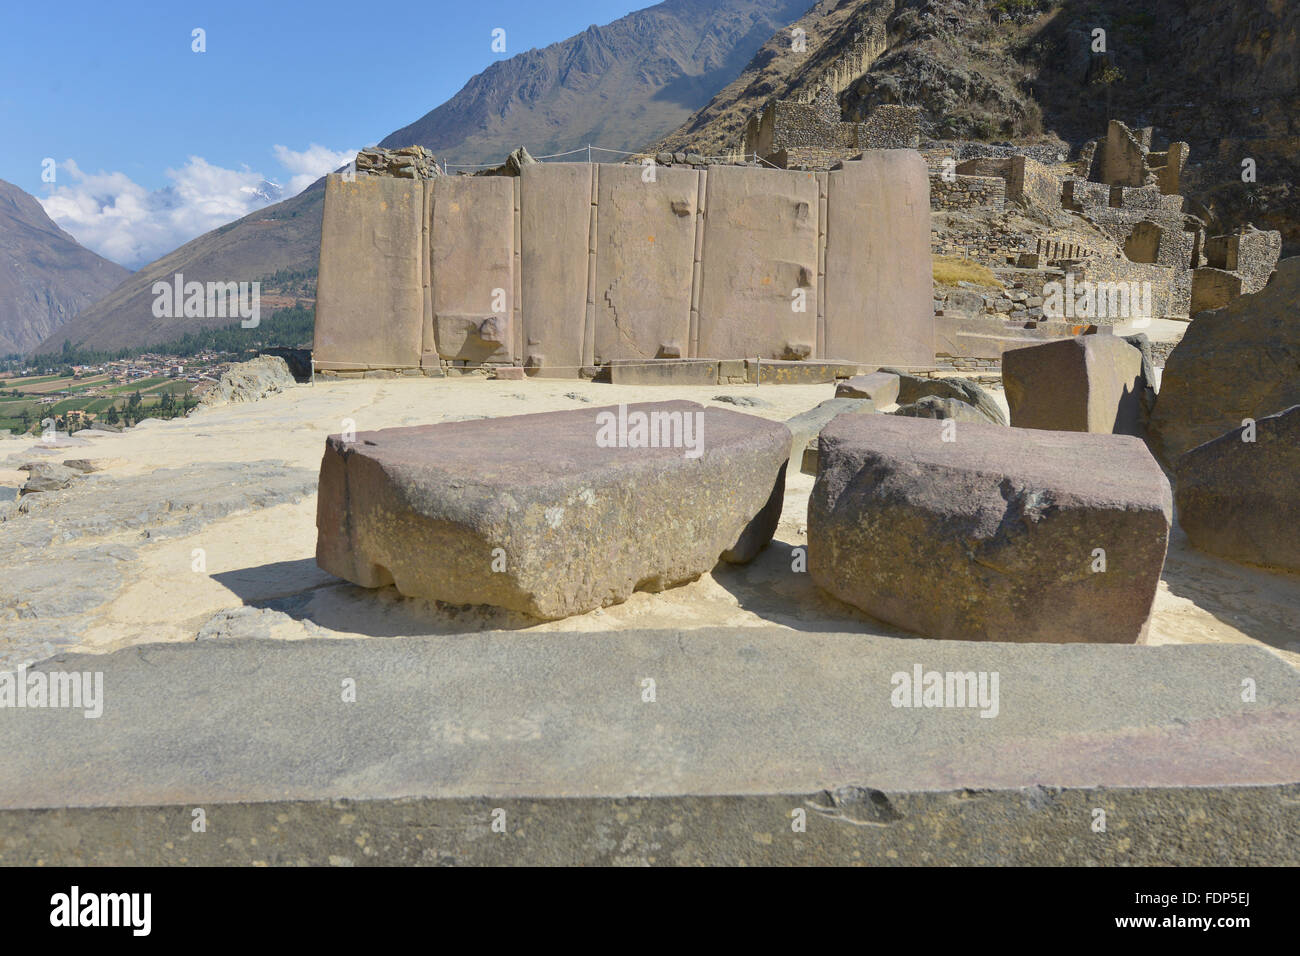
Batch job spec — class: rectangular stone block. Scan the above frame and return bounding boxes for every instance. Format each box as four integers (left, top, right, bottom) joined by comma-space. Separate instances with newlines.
313, 174, 424, 371
520, 163, 592, 377
593, 165, 698, 363
430, 176, 515, 363
316, 402, 791, 619
825, 152, 934, 368
696, 166, 819, 360
606, 358, 719, 386
809, 414, 1172, 643
1002, 336, 1146, 435
750, 359, 859, 384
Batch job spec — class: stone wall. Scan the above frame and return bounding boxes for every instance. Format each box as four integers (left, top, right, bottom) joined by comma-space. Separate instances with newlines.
930, 174, 1006, 210
314, 152, 935, 375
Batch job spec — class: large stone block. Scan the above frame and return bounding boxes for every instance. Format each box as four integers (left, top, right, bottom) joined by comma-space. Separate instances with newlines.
809, 415, 1172, 643
313, 174, 424, 370
430, 176, 515, 364
696, 166, 819, 360
316, 402, 790, 619
1002, 335, 1146, 435
606, 358, 718, 386
593, 165, 698, 363
1149, 257, 1300, 462
751, 359, 859, 384
520, 163, 592, 377
824, 152, 934, 368
1174, 405, 1300, 571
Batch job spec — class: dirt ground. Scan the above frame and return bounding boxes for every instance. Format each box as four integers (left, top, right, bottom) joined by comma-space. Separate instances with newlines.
2, 375, 1297, 667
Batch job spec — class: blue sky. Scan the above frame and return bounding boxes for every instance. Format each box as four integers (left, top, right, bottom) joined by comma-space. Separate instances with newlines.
0, 0, 648, 268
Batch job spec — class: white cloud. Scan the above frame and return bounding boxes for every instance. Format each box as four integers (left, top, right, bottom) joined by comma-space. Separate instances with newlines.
272, 143, 356, 195
38, 144, 355, 270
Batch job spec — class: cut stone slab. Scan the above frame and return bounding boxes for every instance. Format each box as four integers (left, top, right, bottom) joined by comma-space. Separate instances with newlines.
1150, 256, 1300, 463
809, 414, 1172, 643
1, 632, 1296, 865
892, 396, 988, 422
1003, 335, 1147, 435
316, 401, 790, 619
606, 358, 718, 386
491, 366, 526, 380
836, 371, 899, 405
751, 359, 860, 385
881, 369, 1007, 426
784, 397, 872, 473
1174, 404, 1300, 571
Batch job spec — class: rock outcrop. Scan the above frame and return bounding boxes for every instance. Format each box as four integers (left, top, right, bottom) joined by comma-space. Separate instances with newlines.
196, 356, 297, 409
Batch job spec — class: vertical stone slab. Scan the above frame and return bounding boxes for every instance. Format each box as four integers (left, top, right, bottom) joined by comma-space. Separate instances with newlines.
815, 171, 828, 358
825, 151, 933, 368
592, 165, 698, 363
521, 163, 592, 377
696, 166, 819, 361
314, 174, 424, 370
430, 176, 515, 365
419, 180, 436, 368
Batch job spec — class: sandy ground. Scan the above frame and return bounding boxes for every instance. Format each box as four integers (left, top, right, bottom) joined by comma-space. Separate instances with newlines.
3, 375, 1297, 666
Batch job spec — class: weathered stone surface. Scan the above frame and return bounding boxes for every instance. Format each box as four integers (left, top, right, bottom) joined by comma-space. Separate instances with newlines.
1002, 335, 1146, 435
430, 175, 514, 363
606, 358, 717, 386
520, 163, 592, 377
696, 166, 819, 360
784, 397, 872, 471
809, 414, 1172, 643
751, 359, 859, 384
3, 631, 1296, 865
1174, 405, 1300, 571
825, 152, 934, 368
882, 369, 1007, 426
313, 175, 424, 371
491, 366, 525, 380
892, 396, 987, 422
836, 371, 899, 405
1149, 257, 1300, 462
316, 402, 790, 619
593, 165, 698, 363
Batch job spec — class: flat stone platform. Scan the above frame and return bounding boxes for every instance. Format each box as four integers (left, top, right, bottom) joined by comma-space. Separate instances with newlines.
2, 629, 1296, 865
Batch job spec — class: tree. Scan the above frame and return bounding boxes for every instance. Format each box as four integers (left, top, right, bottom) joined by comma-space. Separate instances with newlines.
128, 390, 142, 411
105, 404, 119, 425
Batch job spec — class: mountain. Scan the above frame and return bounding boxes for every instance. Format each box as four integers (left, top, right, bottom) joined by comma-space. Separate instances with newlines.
381, 0, 812, 165
34, 185, 324, 355
654, 0, 1300, 249
36, 0, 812, 356
0, 179, 130, 355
